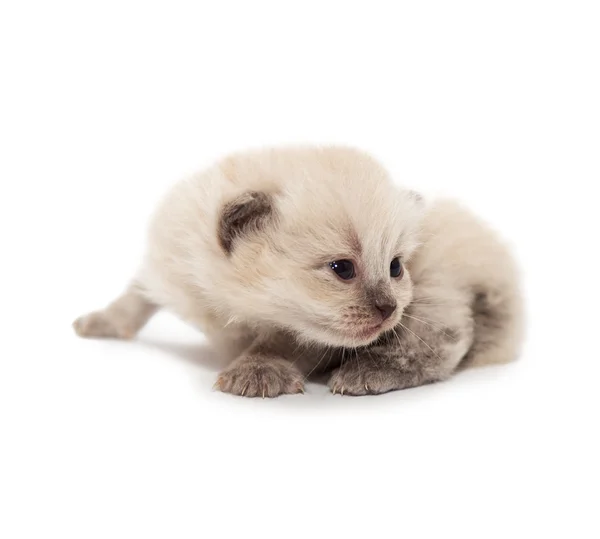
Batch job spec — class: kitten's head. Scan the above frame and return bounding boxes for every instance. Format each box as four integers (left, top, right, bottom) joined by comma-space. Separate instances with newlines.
217, 149, 424, 348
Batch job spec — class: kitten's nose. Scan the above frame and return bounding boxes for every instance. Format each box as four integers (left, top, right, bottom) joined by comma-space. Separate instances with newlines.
374, 300, 397, 321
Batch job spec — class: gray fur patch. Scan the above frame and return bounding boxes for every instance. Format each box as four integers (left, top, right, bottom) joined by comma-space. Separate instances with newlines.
459, 290, 511, 368
472, 291, 507, 331
218, 191, 274, 254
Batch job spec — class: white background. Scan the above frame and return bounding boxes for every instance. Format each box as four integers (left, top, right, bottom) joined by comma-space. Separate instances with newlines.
1, 1, 599, 537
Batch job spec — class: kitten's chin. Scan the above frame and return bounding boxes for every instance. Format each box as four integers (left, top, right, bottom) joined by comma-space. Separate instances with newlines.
296, 319, 395, 349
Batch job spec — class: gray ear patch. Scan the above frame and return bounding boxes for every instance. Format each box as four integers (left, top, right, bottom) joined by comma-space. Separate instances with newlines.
408, 190, 424, 204
218, 191, 274, 254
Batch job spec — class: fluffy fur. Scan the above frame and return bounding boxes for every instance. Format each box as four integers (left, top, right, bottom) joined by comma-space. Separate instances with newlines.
74, 146, 523, 397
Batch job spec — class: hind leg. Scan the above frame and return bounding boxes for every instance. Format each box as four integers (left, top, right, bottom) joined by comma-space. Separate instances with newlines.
73, 283, 158, 339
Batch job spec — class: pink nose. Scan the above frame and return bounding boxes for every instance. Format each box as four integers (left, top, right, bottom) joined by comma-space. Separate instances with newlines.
374, 300, 397, 321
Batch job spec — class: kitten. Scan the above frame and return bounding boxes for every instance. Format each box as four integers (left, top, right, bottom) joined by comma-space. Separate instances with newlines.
74, 146, 523, 397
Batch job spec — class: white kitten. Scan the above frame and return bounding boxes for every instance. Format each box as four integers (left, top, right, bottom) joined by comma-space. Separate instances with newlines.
74, 146, 523, 397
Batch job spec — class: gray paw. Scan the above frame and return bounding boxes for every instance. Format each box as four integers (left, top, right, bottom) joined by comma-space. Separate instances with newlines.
328, 360, 414, 396
215, 357, 304, 398
73, 311, 134, 339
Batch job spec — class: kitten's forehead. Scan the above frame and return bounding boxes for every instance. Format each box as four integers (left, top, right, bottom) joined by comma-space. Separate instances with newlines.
284, 207, 405, 268
357, 222, 402, 273
277, 162, 422, 263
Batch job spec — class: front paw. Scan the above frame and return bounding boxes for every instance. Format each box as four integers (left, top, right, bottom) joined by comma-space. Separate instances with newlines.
215, 356, 304, 398
328, 360, 413, 396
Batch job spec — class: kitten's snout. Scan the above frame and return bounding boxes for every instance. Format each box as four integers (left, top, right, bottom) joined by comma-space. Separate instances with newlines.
374, 299, 397, 321
367, 282, 398, 323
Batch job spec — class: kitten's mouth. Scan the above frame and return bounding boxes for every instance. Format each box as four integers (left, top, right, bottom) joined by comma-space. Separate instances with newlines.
308, 316, 397, 348
352, 309, 404, 342
356, 324, 383, 339
348, 319, 395, 345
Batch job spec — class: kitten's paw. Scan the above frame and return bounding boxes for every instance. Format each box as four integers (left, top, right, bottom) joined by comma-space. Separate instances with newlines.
215, 357, 304, 398
73, 310, 135, 339
328, 361, 411, 396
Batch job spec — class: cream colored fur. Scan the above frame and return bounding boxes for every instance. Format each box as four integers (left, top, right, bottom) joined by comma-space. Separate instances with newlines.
74, 146, 523, 397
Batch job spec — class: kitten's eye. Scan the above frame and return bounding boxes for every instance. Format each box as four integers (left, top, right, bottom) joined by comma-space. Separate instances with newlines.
390, 257, 403, 278
329, 260, 355, 280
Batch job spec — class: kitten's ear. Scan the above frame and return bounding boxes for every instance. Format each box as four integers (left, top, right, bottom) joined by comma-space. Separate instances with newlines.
406, 189, 428, 217
407, 189, 424, 207
218, 191, 275, 254
400, 189, 427, 258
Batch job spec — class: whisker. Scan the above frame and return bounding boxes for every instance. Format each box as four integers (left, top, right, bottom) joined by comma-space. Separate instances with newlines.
398, 321, 441, 361
402, 313, 457, 340
391, 326, 404, 349
410, 300, 454, 307
353, 346, 362, 379
304, 346, 331, 381
410, 295, 456, 306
